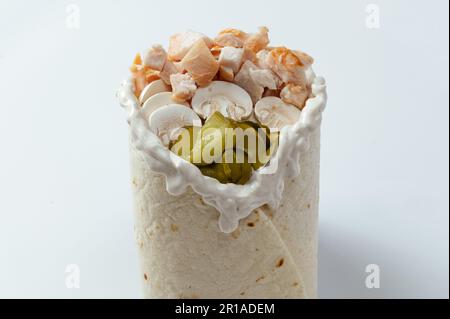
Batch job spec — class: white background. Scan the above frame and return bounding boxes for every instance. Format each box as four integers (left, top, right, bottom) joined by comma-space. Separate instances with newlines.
0, 0, 448, 298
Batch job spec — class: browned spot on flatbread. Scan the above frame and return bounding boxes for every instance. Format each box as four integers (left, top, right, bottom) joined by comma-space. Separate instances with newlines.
256, 275, 265, 283
231, 229, 240, 239
144, 273, 149, 281
276, 258, 285, 268
261, 205, 274, 219
307, 203, 311, 209
240, 291, 246, 296
247, 222, 255, 228
292, 282, 299, 287
171, 224, 179, 232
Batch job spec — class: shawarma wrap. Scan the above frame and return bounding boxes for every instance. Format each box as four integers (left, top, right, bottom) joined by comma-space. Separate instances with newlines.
118, 27, 327, 299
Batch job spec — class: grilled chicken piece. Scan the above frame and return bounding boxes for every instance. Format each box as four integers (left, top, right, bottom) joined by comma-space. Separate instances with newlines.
143, 45, 167, 71
181, 39, 220, 87
170, 73, 197, 102
280, 83, 309, 110
168, 31, 214, 61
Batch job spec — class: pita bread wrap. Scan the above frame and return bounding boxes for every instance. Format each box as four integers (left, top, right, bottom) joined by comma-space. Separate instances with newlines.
130, 128, 320, 299
118, 29, 327, 298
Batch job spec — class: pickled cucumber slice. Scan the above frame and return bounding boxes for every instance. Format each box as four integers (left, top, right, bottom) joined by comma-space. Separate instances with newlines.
222, 150, 247, 184
201, 150, 253, 185
191, 112, 232, 165
199, 164, 229, 184
169, 111, 279, 185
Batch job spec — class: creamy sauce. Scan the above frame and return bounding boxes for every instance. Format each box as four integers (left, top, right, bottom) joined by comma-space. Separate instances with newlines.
117, 68, 327, 233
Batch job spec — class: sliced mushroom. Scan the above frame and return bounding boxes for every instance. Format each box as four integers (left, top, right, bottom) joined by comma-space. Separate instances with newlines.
149, 104, 202, 146
254, 97, 301, 131
191, 81, 253, 121
142, 92, 189, 120
139, 79, 171, 105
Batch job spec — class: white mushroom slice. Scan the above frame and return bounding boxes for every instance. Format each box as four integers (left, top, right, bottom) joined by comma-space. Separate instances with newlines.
142, 92, 189, 120
192, 81, 253, 121
255, 97, 301, 131
149, 104, 202, 146
139, 79, 170, 105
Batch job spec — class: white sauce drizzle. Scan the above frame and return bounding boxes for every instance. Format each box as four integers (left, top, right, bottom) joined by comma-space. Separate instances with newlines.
117, 68, 327, 233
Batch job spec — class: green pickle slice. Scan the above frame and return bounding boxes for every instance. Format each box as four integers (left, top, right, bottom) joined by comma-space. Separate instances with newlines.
190, 112, 231, 166
168, 112, 279, 185
199, 164, 229, 184
221, 150, 253, 185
